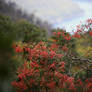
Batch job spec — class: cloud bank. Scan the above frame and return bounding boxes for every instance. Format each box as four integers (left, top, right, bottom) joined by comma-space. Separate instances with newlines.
9, 0, 84, 24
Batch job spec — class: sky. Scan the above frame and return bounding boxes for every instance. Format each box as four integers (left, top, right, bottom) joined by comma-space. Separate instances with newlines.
8, 0, 92, 32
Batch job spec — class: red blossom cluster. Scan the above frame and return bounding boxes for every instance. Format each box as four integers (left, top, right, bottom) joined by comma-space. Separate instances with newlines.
12, 41, 92, 92
12, 19, 92, 92
12, 42, 65, 92
72, 32, 81, 38
89, 31, 92, 36
53, 31, 71, 41
72, 19, 92, 37
62, 45, 68, 52
15, 46, 23, 53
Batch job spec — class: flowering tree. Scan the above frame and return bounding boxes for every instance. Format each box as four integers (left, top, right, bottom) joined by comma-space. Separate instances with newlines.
11, 19, 92, 92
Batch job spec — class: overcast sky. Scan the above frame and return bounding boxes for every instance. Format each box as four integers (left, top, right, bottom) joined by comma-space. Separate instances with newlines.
8, 0, 92, 32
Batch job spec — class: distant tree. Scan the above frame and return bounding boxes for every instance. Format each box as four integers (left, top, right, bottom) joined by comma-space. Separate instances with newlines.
0, 0, 53, 36
15, 19, 47, 42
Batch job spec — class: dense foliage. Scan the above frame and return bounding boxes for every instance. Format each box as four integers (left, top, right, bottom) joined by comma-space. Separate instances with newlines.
11, 19, 92, 92
0, 14, 92, 92
11, 40, 92, 92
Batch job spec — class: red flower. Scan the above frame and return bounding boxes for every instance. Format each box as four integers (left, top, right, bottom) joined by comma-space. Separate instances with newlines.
62, 45, 68, 52
49, 62, 55, 69
87, 19, 92, 24
40, 51, 48, 58
57, 32, 61, 36
89, 31, 92, 36
66, 77, 74, 84
51, 44, 59, 49
47, 81, 56, 88
29, 79, 35, 86
59, 61, 65, 68
25, 47, 31, 52
68, 83, 76, 91
76, 79, 83, 86
15, 46, 23, 53
11, 80, 27, 91
64, 36, 71, 40
72, 33, 81, 38
54, 71, 63, 78
86, 82, 92, 89
50, 50, 56, 59
30, 61, 39, 68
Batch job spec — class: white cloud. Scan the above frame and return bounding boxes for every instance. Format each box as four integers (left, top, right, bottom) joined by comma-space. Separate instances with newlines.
55, 1, 92, 32
9, 0, 84, 24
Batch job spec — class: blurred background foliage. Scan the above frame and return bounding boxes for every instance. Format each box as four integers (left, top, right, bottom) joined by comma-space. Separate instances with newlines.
0, 13, 48, 75
76, 33, 92, 59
